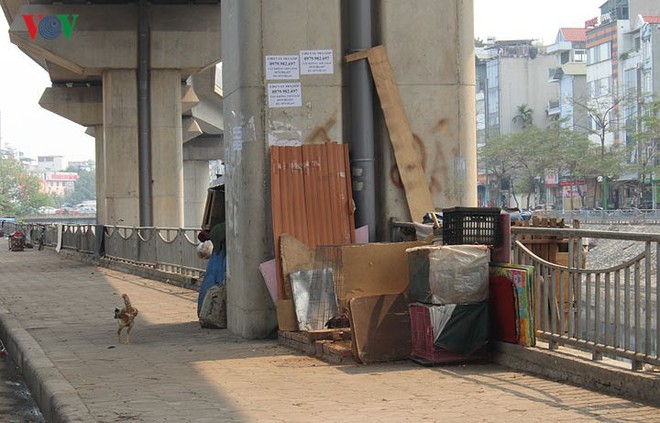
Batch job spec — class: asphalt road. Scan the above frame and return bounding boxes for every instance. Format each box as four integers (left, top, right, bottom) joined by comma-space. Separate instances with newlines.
0, 341, 44, 423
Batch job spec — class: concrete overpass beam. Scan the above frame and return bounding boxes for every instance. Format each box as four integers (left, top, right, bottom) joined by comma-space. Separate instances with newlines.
9, 4, 221, 76
38, 86, 102, 127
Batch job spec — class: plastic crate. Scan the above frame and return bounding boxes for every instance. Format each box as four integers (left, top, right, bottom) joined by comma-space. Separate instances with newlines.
409, 303, 489, 364
442, 207, 501, 246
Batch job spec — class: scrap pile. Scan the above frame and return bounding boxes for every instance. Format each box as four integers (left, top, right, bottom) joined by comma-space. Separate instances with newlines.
263, 45, 537, 365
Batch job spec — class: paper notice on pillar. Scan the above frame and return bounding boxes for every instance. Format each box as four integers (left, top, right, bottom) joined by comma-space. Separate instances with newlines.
300, 49, 334, 75
267, 83, 302, 108
232, 126, 243, 151
268, 130, 302, 147
265, 55, 300, 80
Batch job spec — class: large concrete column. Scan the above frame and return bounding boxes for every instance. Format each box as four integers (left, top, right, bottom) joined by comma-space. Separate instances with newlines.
183, 159, 209, 228
93, 125, 107, 224
223, 0, 344, 338
182, 135, 224, 228
222, 0, 275, 338
103, 69, 139, 226
376, 0, 477, 234
151, 70, 184, 228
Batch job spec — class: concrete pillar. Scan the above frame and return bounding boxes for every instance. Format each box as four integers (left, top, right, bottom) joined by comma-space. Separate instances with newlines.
94, 125, 107, 224
103, 69, 139, 226
223, 0, 275, 338
222, 0, 345, 338
182, 136, 223, 228
377, 0, 477, 235
183, 159, 209, 228
151, 70, 184, 228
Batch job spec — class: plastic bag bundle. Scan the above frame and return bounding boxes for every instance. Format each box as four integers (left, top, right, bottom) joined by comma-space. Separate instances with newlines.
429, 245, 489, 304
196, 240, 213, 259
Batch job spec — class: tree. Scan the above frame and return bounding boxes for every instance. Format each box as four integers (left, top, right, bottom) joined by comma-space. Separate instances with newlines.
627, 101, 660, 206
479, 124, 608, 210
573, 95, 622, 159
479, 133, 518, 207
63, 169, 96, 205
0, 158, 52, 215
512, 104, 533, 129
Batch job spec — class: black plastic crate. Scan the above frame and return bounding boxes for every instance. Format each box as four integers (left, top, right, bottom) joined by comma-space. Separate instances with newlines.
442, 207, 501, 245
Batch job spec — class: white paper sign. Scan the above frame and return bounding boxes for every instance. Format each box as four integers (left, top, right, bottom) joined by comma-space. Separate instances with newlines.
232, 126, 243, 151
268, 83, 302, 108
265, 55, 300, 80
300, 49, 333, 75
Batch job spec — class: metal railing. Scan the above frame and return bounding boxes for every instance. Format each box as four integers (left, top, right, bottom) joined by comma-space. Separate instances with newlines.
104, 226, 206, 279
532, 209, 660, 224
512, 226, 659, 370
4, 222, 206, 280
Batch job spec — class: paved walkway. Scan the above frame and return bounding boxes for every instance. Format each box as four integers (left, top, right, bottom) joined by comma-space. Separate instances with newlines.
0, 246, 659, 422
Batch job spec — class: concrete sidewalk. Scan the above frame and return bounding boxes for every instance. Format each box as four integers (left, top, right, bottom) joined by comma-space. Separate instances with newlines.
0, 246, 658, 422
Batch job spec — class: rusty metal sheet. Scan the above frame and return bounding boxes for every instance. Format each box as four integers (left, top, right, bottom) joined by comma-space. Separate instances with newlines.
271, 142, 355, 299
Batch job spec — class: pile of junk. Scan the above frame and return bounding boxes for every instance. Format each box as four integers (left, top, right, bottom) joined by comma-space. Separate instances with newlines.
260, 141, 534, 365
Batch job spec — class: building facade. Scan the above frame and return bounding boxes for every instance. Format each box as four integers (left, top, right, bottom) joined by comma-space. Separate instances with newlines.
36, 155, 68, 172
547, 28, 588, 130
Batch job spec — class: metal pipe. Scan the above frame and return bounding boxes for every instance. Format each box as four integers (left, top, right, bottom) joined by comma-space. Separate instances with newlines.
138, 0, 153, 226
348, 0, 375, 241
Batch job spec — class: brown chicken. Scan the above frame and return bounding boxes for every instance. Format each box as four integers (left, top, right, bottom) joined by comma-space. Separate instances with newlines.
114, 294, 139, 344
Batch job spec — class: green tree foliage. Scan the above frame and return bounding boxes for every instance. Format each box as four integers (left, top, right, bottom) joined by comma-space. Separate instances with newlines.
63, 169, 96, 205
627, 101, 660, 192
479, 124, 609, 208
0, 158, 52, 215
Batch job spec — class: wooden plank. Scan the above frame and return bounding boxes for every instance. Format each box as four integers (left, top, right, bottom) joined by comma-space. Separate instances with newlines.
345, 49, 370, 63
354, 45, 434, 222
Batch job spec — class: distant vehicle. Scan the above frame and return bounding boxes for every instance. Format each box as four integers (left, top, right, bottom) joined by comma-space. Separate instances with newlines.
38, 206, 57, 215
55, 207, 80, 215
77, 207, 96, 214
75, 200, 96, 209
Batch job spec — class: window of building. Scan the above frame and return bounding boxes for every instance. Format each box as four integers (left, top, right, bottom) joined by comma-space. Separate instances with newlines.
642, 40, 651, 60
644, 71, 653, 95
588, 77, 612, 98
588, 42, 611, 64
574, 49, 587, 63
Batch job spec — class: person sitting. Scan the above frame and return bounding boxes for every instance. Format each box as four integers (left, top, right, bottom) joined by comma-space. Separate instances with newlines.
196, 221, 226, 317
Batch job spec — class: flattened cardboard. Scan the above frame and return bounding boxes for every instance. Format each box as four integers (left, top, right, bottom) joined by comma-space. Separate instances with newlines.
349, 293, 411, 363
339, 241, 428, 306
280, 234, 317, 298
276, 299, 298, 331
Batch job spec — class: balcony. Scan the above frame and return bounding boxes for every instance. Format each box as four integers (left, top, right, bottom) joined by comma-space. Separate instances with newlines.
547, 100, 561, 116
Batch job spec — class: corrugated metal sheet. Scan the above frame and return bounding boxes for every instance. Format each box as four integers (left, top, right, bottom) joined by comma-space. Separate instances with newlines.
271, 142, 355, 299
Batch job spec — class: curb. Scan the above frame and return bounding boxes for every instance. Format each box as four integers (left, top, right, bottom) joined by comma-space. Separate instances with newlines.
0, 307, 95, 423
493, 341, 660, 407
